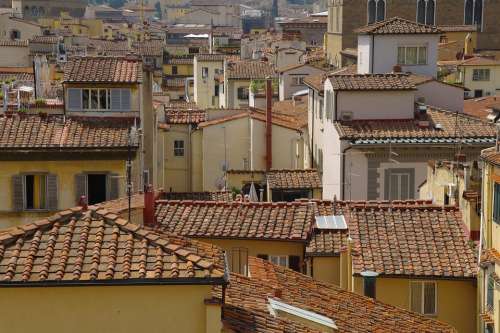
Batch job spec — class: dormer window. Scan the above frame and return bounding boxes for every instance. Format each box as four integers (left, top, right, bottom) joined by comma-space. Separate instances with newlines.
67, 88, 131, 112
416, 0, 435, 25
367, 0, 385, 24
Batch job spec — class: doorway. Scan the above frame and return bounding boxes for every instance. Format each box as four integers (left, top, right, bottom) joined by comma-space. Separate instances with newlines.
87, 174, 107, 205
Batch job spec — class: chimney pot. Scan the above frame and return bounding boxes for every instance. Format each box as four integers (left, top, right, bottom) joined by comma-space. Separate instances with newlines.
143, 184, 157, 227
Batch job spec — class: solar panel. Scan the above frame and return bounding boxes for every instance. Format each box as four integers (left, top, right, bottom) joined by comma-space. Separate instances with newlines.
315, 215, 347, 230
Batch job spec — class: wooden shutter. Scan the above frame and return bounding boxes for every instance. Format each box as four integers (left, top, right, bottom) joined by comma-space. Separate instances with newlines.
257, 254, 269, 261
121, 89, 131, 111
75, 173, 87, 204
410, 282, 423, 313
288, 255, 301, 272
12, 175, 24, 212
423, 282, 436, 315
110, 89, 121, 110
107, 173, 119, 200
67, 88, 82, 110
46, 174, 58, 210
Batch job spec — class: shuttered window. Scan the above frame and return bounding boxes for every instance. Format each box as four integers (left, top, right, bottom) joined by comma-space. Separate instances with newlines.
110, 89, 132, 111
487, 274, 495, 311
384, 168, 415, 201
12, 174, 57, 211
493, 183, 500, 224
67, 88, 82, 110
75, 173, 119, 205
410, 281, 437, 315
231, 247, 249, 275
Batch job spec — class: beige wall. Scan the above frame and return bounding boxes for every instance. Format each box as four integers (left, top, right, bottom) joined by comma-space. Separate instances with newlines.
160, 124, 192, 192
194, 58, 223, 109
0, 45, 30, 67
310, 256, 340, 286
461, 65, 500, 97
352, 276, 476, 333
0, 284, 220, 333
0, 160, 126, 228
0, 14, 41, 40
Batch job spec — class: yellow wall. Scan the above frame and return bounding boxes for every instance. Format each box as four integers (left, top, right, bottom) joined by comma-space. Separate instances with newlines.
226, 171, 266, 192
0, 284, 219, 333
460, 65, 500, 97
0, 160, 126, 228
311, 256, 340, 286
160, 124, 192, 192
163, 64, 193, 76
352, 276, 476, 333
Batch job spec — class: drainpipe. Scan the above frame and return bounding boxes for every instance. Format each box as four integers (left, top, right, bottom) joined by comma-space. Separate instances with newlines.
341, 146, 353, 200
265, 77, 273, 171
370, 35, 374, 74
310, 89, 315, 167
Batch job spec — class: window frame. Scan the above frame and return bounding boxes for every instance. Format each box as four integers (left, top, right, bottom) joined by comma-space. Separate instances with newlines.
291, 76, 305, 86
237, 87, 249, 100
23, 173, 49, 211
173, 140, 185, 157
473, 68, 491, 81
410, 281, 437, 316
397, 46, 428, 65
367, 0, 386, 24
416, 0, 436, 25
464, 0, 483, 30
384, 168, 415, 201
269, 255, 289, 268
493, 183, 500, 224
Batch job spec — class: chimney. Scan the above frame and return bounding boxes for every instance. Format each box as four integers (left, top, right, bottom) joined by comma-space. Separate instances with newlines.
143, 184, 156, 227
266, 78, 273, 171
78, 195, 88, 211
392, 65, 402, 73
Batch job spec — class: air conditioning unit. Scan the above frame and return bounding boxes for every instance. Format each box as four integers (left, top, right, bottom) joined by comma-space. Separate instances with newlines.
340, 111, 353, 121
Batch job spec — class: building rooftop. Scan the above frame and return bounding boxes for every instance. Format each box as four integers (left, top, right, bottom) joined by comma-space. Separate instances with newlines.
164, 109, 207, 124
218, 257, 455, 332
464, 96, 500, 120
328, 73, 416, 91
0, 208, 226, 285
0, 115, 138, 151
458, 56, 500, 67
306, 229, 348, 257
155, 201, 315, 242
355, 17, 441, 35
162, 191, 234, 202
335, 105, 496, 145
349, 203, 477, 278
63, 56, 142, 84
226, 60, 275, 80
195, 54, 228, 62
481, 147, 500, 167
438, 25, 477, 32
0, 39, 28, 47
267, 169, 322, 190
29, 35, 59, 44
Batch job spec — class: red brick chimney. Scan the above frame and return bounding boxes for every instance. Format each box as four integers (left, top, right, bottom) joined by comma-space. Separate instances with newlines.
266, 78, 273, 171
143, 184, 156, 227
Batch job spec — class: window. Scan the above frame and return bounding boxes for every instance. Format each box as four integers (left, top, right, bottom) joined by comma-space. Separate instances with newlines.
174, 140, 185, 157
69, 88, 130, 111
493, 183, 500, 223
465, 0, 483, 28
269, 255, 288, 267
410, 281, 437, 315
172, 65, 178, 75
473, 69, 490, 81
75, 173, 118, 205
363, 276, 376, 298
188, 47, 199, 54
10, 29, 20, 40
385, 168, 415, 200
487, 273, 495, 312
24, 174, 47, 210
367, 0, 385, 24
397, 46, 427, 65
231, 247, 248, 275
291, 76, 305, 86
325, 90, 333, 120
202, 67, 208, 78
237, 87, 249, 100
417, 0, 435, 25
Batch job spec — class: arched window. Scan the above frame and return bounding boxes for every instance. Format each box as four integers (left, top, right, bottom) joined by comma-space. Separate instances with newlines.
31, 6, 38, 16
465, 0, 483, 28
39, 7, 45, 15
416, 0, 435, 25
368, 0, 385, 24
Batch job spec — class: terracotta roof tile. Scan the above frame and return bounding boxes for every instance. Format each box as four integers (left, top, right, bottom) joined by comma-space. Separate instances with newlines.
162, 191, 233, 201
438, 25, 477, 32
481, 147, 500, 167
218, 257, 455, 332
63, 56, 142, 83
195, 54, 228, 62
480, 248, 500, 267
226, 60, 275, 80
0, 210, 226, 284
0, 39, 28, 47
328, 73, 416, 91
464, 96, 500, 120
355, 17, 441, 35
132, 40, 164, 57
0, 115, 137, 150
458, 56, 500, 66
306, 230, 348, 256
267, 169, 322, 190
336, 106, 496, 144
165, 110, 207, 124
29, 35, 59, 44
349, 204, 477, 278
155, 201, 315, 241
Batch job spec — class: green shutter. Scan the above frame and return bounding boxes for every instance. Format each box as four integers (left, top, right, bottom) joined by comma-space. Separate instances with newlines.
12, 175, 24, 212
46, 174, 58, 211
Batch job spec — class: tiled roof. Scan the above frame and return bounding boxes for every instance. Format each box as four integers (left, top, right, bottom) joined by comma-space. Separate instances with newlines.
438, 25, 477, 32
480, 248, 500, 268
0, 39, 28, 47
165, 109, 207, 124
165, 57, 194, 65
355, 17, 441, 35
0, 67, 34, 82
336, 106, 496, 145
226, 60, 275, 80
464, 96, 500, 120
30, 35, 59, 44
0, 208, 226, 285
303, 72, 327, 92
132, 40, 164, 57
328, 73, 416, 91
195, 54, 227, 62
349, 204, 477, 278
63, 56, 142, 83
458, 56, 500, 66
0, 115, 137, 150
218, 257, 455, 333
155, 201, 315, 241
481, 147, 500, 166
306, 230, 348, 256
267, 169, 322, 190
162, 191, 233, 201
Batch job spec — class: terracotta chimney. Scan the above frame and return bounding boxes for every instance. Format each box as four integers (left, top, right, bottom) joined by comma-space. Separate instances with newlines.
265, 78, 273, 171
143, 185, 156, 227
392, 65, 402, 73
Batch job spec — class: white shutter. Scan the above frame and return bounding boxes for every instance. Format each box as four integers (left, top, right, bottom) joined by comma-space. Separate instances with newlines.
121, 89, 131, 111
67, 88, 82, 110
110, 89, 122, 110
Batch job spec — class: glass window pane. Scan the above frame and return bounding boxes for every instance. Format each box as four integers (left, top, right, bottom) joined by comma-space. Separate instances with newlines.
464, 0, 473, 25
82, 89, 90, 109
417, 0, 426, 23
90, 89, 98, 109
426, 0, 435, 25
376, 0, 385, 21
474, 0, 483, 26
418, 47, 427, 64
99, 90, 107, 110
424, 282, 436, 314
406, 47, 418, 64
397, 47, 405, 64
368, 0, 376, 24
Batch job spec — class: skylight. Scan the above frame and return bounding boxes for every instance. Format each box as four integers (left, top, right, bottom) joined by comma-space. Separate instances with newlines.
315, 215, 347, 230
268, 298, 337, 330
